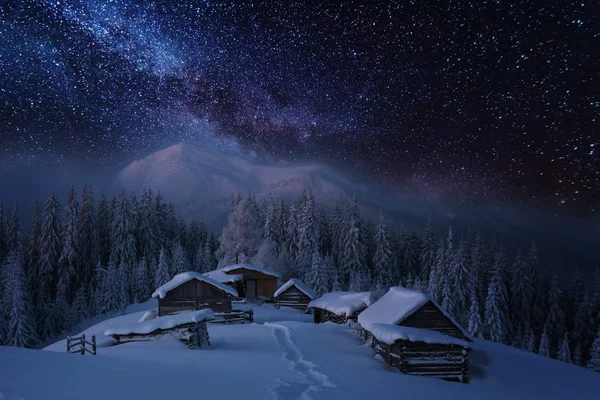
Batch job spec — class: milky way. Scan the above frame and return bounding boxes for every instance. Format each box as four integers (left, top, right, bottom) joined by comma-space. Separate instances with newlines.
0, 1, 598, 214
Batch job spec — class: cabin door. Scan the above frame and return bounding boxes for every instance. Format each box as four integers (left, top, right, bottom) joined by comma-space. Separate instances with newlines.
246, 279, 256, 299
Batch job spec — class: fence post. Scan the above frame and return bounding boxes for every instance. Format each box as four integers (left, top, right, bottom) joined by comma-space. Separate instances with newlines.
81, 334, 86, 355
92, 334, 97, 355
66, 336, 70, 353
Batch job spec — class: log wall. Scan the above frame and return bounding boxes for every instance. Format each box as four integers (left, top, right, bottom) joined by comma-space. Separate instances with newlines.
275, 286, 311, 310
371, 336, 470, 383
400, 301, 470, 340
225, 268, 278, 298
158, 280, 233, 316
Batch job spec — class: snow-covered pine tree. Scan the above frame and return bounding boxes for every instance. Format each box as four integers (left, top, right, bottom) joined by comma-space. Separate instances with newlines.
171, 242, 188, 276
93, 260, 106, 314
427, 240, 445, 302
186, 219, 202, 268
419, 222, 436, 282
403, 232, 419, 280
467, 288, 483, 339
484, 251, 511, 343
110, 190, 137, 301
329, 201, 343, 268
117, 259, 128, 314
525, 329, 536, 352
341, 198, 366, 289
571, 266, 585, 311
57, 185, 79, 301
0, 202, 7, 264
4, 250, 37, 348
77, 184, 98, 292
263, 194, 277, 244
307, 251, 329, 297
7, 202, 21, 251
71, 285, 88, 325
470, 232, 488, 307
572, 293, 594, 356
557, 332, 572, 363
348, 270, 370, 292
138, 188, 157, 262
202, 240, 215, 272
413, 277, 426, 292
275, 198, 287, 255
148, 256, 158, 290
588, 328, 600, 372
218, 196, 263, 266
286, 204, 299, 261
573, 344, 583, 366
373, 211, 393, 290
96, 191, 111, 266
331, 270, 343, 292
527, 243, 546, 334
538, 325, 550, 357
592, 267, 600, 317
450, 240, 472, 325
510, 249, 531, 334
155, 248, 170, 288
25, 200, 42, 300
37, 193, 62, 339
545, 274, 566, 344
296, 189, 320, 279
134, 258, 150, 302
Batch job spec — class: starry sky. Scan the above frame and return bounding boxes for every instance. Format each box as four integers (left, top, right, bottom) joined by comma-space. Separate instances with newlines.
0, 0, 598, 215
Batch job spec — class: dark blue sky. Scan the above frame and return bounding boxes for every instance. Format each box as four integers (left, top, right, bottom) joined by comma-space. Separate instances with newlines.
0, 0, 598, 214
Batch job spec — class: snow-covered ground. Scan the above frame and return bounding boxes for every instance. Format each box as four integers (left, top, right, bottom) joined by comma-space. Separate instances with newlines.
1, 302, 599, 400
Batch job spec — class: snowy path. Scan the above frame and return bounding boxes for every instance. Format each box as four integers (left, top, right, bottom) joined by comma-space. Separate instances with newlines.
266, 323, 336, 400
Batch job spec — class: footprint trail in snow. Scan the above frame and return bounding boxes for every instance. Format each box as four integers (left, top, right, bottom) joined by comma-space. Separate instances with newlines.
266, 323, 335, 400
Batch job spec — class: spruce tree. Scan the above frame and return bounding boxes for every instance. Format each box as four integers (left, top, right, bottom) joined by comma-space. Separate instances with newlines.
573, 344, 583, 366
538, 325, 550, 357
307, 251, 329, 297
525, 329, 536, 352
25, 200, 42, 300
218, 197, 263, 266
171, 242, 189, 276
484, 252, 511, 343
96, 191, 111, 265
373, 211, 393, 290
0, 201, 7, 264
470, 232, 487, 307
557, 332, 572, 363
427, 240, 445, 302
545, 274, 565, 343
77, 184, 98, 291
419, 222, 436, 282
58, 185, 79, 301
587, 328, 600, 372
5, 250, 38, 348
117, 259, 128, 314
296, 189, 320, 278
110, 190, 137, 300
37, 193, 62, 339
71, 285, 88, 324
450, 241, 472, 324
134, 258, 151, 302
467, 289, 483, 339
510, 249, 531, 333
155, 248, 170, 288
527, 243, 546, 333
341, 198, 366, 289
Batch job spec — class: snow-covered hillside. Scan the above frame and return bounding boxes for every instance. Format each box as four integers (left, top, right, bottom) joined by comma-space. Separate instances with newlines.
1, 302, 598, 400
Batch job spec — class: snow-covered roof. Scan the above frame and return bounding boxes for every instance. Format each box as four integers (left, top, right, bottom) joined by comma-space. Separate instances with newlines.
308, 291, 375, 317
104, 309, 215, 337
368, 323, 471, 347
152, 272, 238, 299
203, 269, 244, 284
219, 263, 281, 278
357, 286, 471, 340
274, 279, 316, 299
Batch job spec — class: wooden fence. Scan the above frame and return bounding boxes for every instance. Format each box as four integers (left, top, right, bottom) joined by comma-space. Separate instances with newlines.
66, 333, 97, 355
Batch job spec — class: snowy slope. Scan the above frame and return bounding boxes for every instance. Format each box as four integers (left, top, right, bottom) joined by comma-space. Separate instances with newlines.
1, 303, 595, 400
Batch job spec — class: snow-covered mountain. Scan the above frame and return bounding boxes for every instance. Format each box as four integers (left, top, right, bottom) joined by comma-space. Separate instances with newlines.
116, 143, 384, 226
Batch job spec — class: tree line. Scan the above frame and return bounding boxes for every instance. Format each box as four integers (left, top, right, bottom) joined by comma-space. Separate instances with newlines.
0, 185, 599, 372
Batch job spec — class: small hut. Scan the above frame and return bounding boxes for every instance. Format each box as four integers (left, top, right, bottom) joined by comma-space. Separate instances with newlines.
358, 286, 472, 382
206, 264, 280, 300
152, 272, 238, 316
309, 291, 375, 324
274, 279, 316, 311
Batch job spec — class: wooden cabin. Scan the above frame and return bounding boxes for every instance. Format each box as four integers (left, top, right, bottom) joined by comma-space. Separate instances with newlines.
274, 279, 316, 311
207, 264, 280, 300
203, 270, 245, 298
358, 286, 472, 382
368, 323, 471, 383
152, 272, 239, 316
309, 291, 375, 324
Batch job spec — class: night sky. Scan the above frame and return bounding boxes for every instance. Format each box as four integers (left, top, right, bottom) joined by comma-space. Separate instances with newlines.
0, 1, 598, 214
